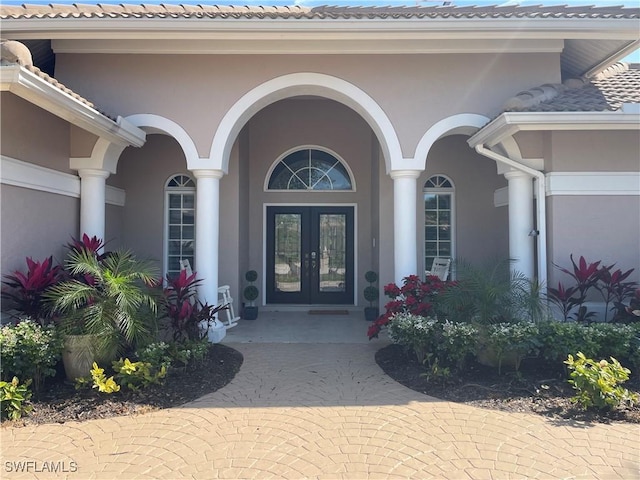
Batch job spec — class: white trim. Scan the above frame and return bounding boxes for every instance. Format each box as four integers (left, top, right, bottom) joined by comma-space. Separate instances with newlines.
0, 155, 125, 205
414, 113, 490, 169
207, 72, 402, 174
262, 202, 358, 307
49, 37, 564, 56
263, 145, 357, 192
423, 175, 456, 278
469, 111, 640, 148
163, 173, 197, 280
1, 65, 145, 148
546, 172, 640, 196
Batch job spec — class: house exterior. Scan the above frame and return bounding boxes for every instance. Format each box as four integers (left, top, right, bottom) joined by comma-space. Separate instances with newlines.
1, 4, 639, 316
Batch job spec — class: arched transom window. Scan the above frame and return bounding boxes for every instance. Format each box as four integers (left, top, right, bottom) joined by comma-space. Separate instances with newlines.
267, 148, 353, 191
424, 175, 455, 272
165, 174, 195, 278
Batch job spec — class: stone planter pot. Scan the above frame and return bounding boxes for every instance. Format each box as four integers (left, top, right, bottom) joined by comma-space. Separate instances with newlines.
62, 334, 97, 381
198, 319, 226, 343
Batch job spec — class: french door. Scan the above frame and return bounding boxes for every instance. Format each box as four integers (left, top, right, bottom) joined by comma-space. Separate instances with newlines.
266, 206, 354, 304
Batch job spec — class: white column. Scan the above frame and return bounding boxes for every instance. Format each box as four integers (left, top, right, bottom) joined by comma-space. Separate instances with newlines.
390, 169, 421, 285
77, 168, 110, 242
504, 170, 535, 278
192, 169, 224, 305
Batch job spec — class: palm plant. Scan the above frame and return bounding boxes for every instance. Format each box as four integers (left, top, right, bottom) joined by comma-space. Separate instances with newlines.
45, 247, 161, 358
439, 259, 547, 325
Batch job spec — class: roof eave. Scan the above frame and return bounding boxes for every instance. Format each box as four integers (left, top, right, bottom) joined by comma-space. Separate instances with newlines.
0, 64, 145, 147
468, 111, 640, 148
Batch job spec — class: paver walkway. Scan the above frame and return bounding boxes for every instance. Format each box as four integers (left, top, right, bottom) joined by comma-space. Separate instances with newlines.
1, 342, 638, 479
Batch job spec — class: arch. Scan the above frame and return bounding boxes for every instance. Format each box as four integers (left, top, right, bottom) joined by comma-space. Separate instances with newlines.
207, 72, 403, 174
414, 114, 490, 170
125, 114, 200, 170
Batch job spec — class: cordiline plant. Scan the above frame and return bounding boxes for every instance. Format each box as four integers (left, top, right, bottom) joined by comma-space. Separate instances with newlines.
548, 255, 638, 323
1, 256, 61, 321
162, 269, 228, 341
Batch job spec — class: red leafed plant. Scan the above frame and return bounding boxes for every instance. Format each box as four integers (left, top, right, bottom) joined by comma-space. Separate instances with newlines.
548, 255, 638, 323
162, 269, 228, 341
367, 274, 450, 339
2, 256, 61, 321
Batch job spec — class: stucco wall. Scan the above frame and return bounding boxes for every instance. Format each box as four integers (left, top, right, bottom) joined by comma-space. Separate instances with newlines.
419, 135, 509, 274
547, 195, 640, 286
111, 135, 187, 267
55, 52, 559, 161
245, 98, 376, 306
1, 185, 78, 277
0, 93, 72, 173
546, 131, 640, 172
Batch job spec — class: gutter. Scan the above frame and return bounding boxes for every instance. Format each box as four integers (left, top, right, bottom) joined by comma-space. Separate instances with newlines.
474, 144, 547, 291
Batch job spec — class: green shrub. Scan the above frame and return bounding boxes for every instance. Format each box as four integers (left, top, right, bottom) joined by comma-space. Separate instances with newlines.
113, 358, 166, 392
483, 322, 540, 374
0, 377, 33, 420
539, 321, 640, 369
564, 352, 638, 410
387, 313, 437, 364
0, 319, 62, 393
440, 320, 478, 370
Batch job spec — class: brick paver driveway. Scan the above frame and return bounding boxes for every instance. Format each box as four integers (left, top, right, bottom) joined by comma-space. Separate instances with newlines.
1, 342, 638, 479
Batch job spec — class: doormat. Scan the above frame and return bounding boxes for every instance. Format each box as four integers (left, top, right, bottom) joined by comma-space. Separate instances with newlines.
308, 310, 349, 315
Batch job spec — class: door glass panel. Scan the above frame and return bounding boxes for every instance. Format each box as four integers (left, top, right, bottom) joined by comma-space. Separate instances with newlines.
318, 214, 346, 293
274, 214, 302, 293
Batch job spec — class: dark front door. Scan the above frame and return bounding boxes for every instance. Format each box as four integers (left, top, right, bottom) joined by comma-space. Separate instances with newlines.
266, 206, 354, 304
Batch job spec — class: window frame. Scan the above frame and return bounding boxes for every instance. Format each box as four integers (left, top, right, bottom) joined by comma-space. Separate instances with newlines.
423, 174, 456, 276
264, 145, 356, 192
163, 174, 196, 280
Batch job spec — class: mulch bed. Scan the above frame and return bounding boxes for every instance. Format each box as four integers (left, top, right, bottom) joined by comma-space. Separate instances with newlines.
4, 344, 243, 427
376, 343, 640, 424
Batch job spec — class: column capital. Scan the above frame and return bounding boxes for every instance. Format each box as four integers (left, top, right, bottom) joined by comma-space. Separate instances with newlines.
504, 169, 532, 181
191, 168, 224, 180
77, 168, 111, 180
389, 169, 421, 180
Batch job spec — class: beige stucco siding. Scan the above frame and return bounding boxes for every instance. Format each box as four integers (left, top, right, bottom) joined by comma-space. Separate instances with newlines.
546, 131, 640, 171
547, 195, 640, 286
111, 135, 187, 267
1, 93, 72, 173
1, 185, 78, 274
420, 135, 508, 274
245, 98, 375, 306
55, 52, 559, 160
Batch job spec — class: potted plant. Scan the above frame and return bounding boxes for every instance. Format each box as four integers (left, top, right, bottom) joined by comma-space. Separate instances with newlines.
243, 270, 259, 320
364, 270, 379, 321
44, 239, 161, 380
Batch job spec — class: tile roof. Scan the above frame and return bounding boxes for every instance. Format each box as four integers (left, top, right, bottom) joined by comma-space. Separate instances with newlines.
504, 63, 640, 113
1, 3, 639, 20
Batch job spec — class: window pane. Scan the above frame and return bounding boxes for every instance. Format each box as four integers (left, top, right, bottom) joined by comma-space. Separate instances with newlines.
440, 242, 451, 256
319, 214, 346, 293
425, 194, 437, 210
169, 210, 181, 224
439, 226, 451, 241
425, 211, 437, 226
426, 226, 437, 240
182, 211, 194, 225
183, 195, 194, 209
438, 195, 451, 209
169, 241, 181, 255
183, 226, 194, 239
274, 214, 301, 293
425, 242, 438, 256
169, 194, 181, 208
268, 149, 352, 190
439, 210, 451, 225
169, 226, 181, 239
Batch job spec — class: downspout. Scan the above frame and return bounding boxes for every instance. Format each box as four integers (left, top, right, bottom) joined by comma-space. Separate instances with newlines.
474, 144, 547, 290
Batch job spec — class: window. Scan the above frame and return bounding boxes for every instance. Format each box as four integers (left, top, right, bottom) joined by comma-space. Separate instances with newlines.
267, 148, 353, 191
424, 175, 455, 272
165, 174, 195, 279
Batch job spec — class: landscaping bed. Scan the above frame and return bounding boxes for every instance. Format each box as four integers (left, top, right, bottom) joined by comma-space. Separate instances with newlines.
376, 343, 640, 424
4, 344, 242, 427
